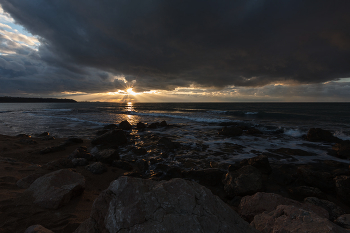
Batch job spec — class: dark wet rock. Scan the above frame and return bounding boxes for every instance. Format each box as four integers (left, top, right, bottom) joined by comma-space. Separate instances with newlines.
288, 186, 327, 200
17, 173, 45, 189
40, 145, 65, 154
182, 168, 226, 186
103, 124, 118, 130
112, 160, 133, 171
62, 137, 84, 146
96, 129, 109, 136
85, 162, 107, 174
243, 154, 272, 174
74, 177, 259, 233
251, 205, 347, 233
239, 192, 329, 222
335, 214, 350, 229
304, 197, 345, 221
119, 120, 132, 130
92, 149, 119, 164
122, 171, 143, 178
91, 129, 127, 146
268, 147, 317, 157
298, 167, 335, 192
163, 167, 183, 180
148, 122, 160, 128
72, 158, 89, 167
136, 122, 146, 129
158, 137, 180, 149
160, 120, 167, 127
135, 159, 149, 173
68, 146, 93, 160
132, 147, 147, 155
334, 175, 350, 205
24, 225, 54, 233
306, 128, 341, 143
26, 169, 85, 209
223, 165, 263, 197
19, 138, 38, 145
246, 128, 262, 135
219, 126, 243, 136
42, 158, 74, 170
269, 164, 298, 185
332, 140, 350, 159
38, 132, 49, 137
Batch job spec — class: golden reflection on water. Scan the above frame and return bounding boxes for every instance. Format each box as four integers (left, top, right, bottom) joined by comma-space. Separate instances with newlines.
123, 102, 139, 125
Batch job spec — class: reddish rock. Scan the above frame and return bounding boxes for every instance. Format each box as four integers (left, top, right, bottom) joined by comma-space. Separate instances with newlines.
251, 205, 348, 233
304, 197, 345, 221
239, 192, 329, 222
26, 169, 85, 209
335, 214, 350, 229
74, 177, 259, 233
24, 225, 54, 233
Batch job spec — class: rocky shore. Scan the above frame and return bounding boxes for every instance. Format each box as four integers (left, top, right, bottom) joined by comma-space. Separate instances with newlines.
0, 121, 350, 232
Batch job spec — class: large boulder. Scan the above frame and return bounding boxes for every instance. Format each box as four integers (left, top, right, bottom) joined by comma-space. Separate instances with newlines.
297, 167, 335, 192
335, 214, 350, 229
219, 126, 243, 136
85, 162, 107, 174
332, 140, 350, 159
304, 197, 345, 221
74, 177, 259, 233
239, 192, 329, 222
334, 175, 350, 205
68, 146, 93, 160
239, 154, 272, 174
92, 148, 119, 164
288, 186, 327, 200
26, 169, 85, 209
251, 205, 348, 233
306, 128, 341, 143
119, 120, 132, 130
91, 129, 127, 145
223, 165, 263, 197
24, 225, 54, 233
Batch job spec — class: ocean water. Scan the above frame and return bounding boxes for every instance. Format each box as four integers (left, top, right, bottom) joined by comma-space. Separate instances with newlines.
0, 102, 349, 165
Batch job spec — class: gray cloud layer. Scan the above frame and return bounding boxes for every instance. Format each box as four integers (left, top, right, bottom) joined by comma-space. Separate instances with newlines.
1, 0, 350, 95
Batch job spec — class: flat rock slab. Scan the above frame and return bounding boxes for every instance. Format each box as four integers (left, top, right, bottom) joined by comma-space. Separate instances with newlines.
75, 177, 259, 233
251, 205, 348, 233
26, 169, 85, 209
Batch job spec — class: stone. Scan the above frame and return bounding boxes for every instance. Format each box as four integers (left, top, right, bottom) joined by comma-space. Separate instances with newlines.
268, 148, 317, 157
158, 137, 179, 149
246, 128, 262, 135
72, 158, 89, 167
74, 177, 259, 233
335, 214, 350, 229
85, 162, 107, 174
91, 129, 127, 145
132, 147, 147, 155
92, 149, 119, 164
247, 154, 272, 174
40, 145, 65, 154
26, 169, 85, 209
239, 192, 329, 222
182, 168, 226, 186
332, 140, 350, 159
334, 175, 350, 205
24, 225, 54, 233
160, 120, 167, 127
269, 164, 298, 185
251, 205, 348, 233
68, 146, 93, 160
304, 197, 345, 221
112, 160, 133, 171
298, 167, 335, 192
223, 165, 263, 197
136, 122, 146, 129
38, 132, 49, 137
62, 137, 83, 146
119, 120, 132, 130
17, 173, 44, 189
42, 158, 74, 170
306, 128, 341, 143
219, 126, 243, 136
288, 186, 327, 200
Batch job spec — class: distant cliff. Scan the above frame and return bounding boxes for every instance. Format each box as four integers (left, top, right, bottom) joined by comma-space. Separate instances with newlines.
0, 97, 77, 103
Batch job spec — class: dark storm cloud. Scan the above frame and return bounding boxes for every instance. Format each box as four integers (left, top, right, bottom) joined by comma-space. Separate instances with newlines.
1, 0, 350, 93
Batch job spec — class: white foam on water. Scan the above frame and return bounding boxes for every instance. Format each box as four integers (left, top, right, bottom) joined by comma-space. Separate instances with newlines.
283, 128, 304, 137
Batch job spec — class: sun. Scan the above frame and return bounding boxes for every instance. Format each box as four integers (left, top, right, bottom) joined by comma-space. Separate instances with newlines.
126, 88, 137, 95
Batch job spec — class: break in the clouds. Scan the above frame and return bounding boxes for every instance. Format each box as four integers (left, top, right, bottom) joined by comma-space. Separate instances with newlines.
0, 0, 350, 100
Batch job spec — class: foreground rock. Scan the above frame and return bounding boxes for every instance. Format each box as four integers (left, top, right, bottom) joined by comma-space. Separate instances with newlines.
306, 128, 341, 143
304, 197, 345, 221
75, 177, 258, 233
26, 169, 85, 209
333, 140, 350, 159
335, 214, 350, 229
251, 205, 348, 233
91, 129, 127, 146
24, 225, 54, 233
239, 192, 329, 222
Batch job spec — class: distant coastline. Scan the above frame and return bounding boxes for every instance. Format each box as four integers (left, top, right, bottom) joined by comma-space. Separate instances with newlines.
0, 96, 77, 103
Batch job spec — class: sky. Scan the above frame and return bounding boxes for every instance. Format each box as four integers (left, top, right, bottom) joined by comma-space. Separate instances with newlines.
0, 0, 350, 102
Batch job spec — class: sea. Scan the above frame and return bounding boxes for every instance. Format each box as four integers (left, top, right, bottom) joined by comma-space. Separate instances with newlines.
0, 102, 349, 165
